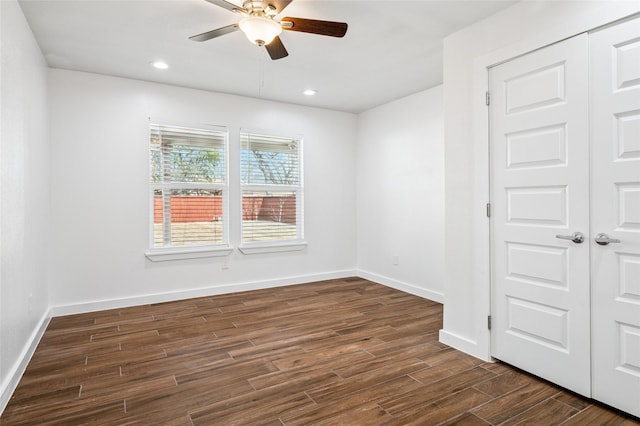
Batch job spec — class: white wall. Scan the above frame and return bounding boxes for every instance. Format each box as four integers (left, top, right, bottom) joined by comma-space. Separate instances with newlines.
440, 0, 640, 360
0, 0, 51, 410
47, 69, 358, 312
356, 87, 444, 302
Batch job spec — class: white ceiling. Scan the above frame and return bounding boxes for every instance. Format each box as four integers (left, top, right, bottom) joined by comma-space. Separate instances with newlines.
18, 0, 517, 113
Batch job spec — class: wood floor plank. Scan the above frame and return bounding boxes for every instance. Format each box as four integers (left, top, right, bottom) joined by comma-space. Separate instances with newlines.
313, 402, 393, 425
46, 314, 96, 330
442, 412, 493, 425
270, 345, 373, 371
383, 387, 493, 425
9, 363, 119, 403
306, 356, 431, 405
174, 356, 278, 386
560, 404, 640, 425
117, 414, 194, 426
553, 390, 592, 411
79, 374, 177, 400
366, 333, 442, 358
298, 332, 386, 353
163, 334, 252, 358
189, 386, 313, 425
471, 370, 535, 398
2, 278, 638, 425
2, 385, 81, 419
3, 391, 125, 425
247, 364, 342, 392
270, 348, 374, 375
500, 397, 579, 425
124, 375, 255, 417
471, 381, 561, 424
332, 350, 427, 379
282, 375, 421, 425
411, 353, 482, 385
380, 367, 498, 415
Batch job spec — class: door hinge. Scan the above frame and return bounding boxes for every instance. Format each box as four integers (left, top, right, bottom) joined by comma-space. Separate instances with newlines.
486, 202, 491, 218
485, 91, 490, 106
488, 315, 492, 330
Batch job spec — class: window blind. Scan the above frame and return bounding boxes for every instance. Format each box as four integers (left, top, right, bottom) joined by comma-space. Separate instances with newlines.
240, 133, 300, 186
240, 131, 303, 243
150, 123, 228, 249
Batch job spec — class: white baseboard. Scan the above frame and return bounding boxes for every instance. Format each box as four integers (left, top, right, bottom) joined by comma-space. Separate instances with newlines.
0, 310, 51, 414
357, 270, 444, 304
439, 329, 490, 362
50, 269, 358, 317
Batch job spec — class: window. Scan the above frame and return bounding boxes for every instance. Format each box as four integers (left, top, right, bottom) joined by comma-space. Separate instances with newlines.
240, 131, 305, 252
146, 123, 231, 261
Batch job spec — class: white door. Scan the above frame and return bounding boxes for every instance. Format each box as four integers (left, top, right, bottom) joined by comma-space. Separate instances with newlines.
489, 34, 592, 396
590, 17, 640, 418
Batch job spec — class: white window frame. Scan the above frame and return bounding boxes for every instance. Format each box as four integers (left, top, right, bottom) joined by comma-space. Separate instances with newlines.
238, 129, 306, 254
145, 121, 232, 262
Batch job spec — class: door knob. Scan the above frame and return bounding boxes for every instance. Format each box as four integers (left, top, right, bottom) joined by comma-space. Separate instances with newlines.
555, 232, 585, 244
594, 233, 620, 246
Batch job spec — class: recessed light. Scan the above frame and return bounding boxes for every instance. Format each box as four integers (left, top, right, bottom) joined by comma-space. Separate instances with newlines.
303, 89, 317, 96
152, 61, 169, 70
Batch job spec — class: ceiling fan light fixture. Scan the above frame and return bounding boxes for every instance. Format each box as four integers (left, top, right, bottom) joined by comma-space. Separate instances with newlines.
239, 16, 282, 46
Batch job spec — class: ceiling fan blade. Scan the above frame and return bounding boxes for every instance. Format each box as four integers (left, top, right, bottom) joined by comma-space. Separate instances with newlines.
269, 0, 293, 14
203, 0, 244, 13
265, 36, 288, 60
189, 24, 239, 42
280, 17, 348, 38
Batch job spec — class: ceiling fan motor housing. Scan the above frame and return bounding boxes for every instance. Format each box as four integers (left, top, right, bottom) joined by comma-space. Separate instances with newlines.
242, 1, 277, 16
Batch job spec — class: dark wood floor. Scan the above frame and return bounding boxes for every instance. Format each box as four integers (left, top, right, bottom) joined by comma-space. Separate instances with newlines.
2, 278, 638, 425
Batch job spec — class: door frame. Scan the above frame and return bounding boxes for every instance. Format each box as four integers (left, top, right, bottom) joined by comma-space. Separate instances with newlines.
462, 10, 640, 362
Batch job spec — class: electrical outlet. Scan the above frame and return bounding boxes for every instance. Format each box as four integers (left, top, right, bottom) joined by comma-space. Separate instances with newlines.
393, 254, 399, 266
222, 262, 230, 270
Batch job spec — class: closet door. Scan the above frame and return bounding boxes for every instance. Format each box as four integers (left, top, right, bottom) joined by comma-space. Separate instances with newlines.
590, 16, 640, 418
489, 34, 591, 396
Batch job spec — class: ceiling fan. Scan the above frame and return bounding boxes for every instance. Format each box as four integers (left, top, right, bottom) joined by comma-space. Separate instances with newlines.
189, 0, 348, 60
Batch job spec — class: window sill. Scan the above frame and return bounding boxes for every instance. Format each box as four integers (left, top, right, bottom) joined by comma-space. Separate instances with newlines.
238, 240, 308, 255
145, 245, 233, 262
